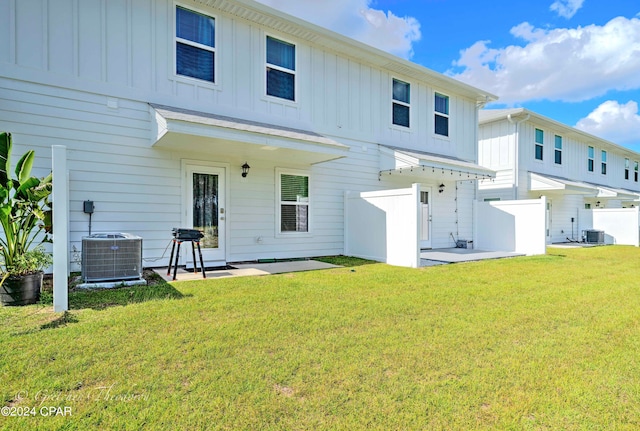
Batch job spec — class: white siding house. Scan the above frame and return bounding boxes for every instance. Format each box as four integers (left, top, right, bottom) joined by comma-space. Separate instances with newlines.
0, 0, 497, 269
478, 108, 640, 244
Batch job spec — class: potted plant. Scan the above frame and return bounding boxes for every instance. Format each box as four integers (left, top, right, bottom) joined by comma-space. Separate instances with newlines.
0, 131, 53, 306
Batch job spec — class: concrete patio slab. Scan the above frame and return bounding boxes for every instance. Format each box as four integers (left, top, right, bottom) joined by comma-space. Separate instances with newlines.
420, 248, 524, 265
153, 260, 340, 282
548, 242, 603, 248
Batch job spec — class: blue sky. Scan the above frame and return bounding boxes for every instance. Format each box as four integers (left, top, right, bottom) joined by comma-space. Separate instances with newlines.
256, 0, 640, 151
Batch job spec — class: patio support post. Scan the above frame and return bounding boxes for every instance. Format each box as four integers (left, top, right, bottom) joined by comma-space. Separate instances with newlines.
52, 145, 69, 312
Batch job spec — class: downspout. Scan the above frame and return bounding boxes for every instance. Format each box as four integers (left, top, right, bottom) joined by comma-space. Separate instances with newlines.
507, 113, 530, 200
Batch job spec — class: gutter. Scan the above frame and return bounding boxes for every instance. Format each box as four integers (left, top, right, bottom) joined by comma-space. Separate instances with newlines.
507, 113, 530, 199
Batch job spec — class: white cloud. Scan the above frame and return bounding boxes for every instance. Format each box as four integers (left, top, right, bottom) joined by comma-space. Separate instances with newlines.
254, 0, 421, 59
449, 16, 640, 104
575, 100, 640, 145
550, 0, 585, 19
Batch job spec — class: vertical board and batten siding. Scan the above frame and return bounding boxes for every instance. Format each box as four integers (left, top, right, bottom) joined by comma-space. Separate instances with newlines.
518, 121, 640, 192
477, 119, 516, 200
1, 0, 485, 264
0, 0, 480, 159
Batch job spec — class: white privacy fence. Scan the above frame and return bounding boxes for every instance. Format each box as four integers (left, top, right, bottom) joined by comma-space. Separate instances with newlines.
578, 207, 640, 246
345, 185, 420, 268
474, 198, 547, 255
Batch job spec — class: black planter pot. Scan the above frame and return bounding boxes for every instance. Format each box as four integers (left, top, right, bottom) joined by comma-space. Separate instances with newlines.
0, 272, 43, 306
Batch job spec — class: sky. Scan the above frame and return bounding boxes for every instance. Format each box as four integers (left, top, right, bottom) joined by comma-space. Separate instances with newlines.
255, 0, 640, 152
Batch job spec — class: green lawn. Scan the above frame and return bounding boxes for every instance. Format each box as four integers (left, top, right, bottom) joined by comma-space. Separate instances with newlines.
2, 247, 640, 430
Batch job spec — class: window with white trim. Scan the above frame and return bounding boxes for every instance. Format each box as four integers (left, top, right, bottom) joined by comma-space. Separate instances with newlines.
434, 93, 449, 137
588, 146, 594, 172
625, 158, 630, 180
554, 135, 562, 164
601, 150, 607, 175
175, 6, 215, 83
535, 129, 544, 161
278, 171, 309, 233
266, 36, 295, 101
392, 79, 410, 127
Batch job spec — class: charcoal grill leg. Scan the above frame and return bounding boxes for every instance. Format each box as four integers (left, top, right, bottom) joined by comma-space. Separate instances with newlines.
196, 241, 206, 279
172, 241, 181, 281
191, 240, 198, 274
167, 239, 176, 276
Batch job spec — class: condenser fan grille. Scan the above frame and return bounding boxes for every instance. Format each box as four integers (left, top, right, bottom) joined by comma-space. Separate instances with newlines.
82, 233, 143, 282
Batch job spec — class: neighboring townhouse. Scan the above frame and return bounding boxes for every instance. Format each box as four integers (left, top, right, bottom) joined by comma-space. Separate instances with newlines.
0, 0, 497, 269
478, 108, 640, 244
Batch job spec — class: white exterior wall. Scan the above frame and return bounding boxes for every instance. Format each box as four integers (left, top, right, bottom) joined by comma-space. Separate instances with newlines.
0, 0, 486, 267
0, 0, 480, 160
479, 114, 640, 243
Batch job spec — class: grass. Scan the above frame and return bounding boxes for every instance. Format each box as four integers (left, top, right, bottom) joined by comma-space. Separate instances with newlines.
2, 247, 640, 430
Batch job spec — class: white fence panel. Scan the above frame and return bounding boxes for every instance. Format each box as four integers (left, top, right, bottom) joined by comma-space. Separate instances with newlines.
593, 208, 639, 246
345, 185, 420, 267
475, 198, 546, 255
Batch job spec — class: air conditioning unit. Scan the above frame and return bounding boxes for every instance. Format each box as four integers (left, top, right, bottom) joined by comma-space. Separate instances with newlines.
584, 229, 604, 244
82, 233, 143, 282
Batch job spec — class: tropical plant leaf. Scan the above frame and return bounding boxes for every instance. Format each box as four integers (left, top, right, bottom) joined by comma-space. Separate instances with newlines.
0, 132, 11, 187
15, 150, 34, 185
16, 176, 40, 199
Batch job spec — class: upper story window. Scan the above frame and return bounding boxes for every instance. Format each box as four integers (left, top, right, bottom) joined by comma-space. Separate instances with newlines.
434, 93, 449, 137
534, 128, 544, 161
266, 36, 295, 101
625, 158, 630, 180
635, 161, 638, 182
176, 6, 216, 83
278, 171, 309, 234
554, 135, 562, 164
392, 79, 410, 128
601, 150, 607, 175
588, 146, 594, 172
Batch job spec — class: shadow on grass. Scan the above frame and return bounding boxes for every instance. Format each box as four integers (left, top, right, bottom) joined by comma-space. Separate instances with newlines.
69, 272, 185, 311
40, 311, 79, 330
314, 255, 377, 267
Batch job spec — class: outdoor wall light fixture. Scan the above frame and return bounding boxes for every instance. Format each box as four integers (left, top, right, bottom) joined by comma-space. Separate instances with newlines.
596, 201, 601, 207
241, 162, 250, 178
438, 183, 445, 193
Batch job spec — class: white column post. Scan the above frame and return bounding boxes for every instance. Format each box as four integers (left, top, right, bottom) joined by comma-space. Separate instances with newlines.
52, 145, 69, 312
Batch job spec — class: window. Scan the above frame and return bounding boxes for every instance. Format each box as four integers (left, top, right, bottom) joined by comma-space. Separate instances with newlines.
392, 79, 410, 127
434, 93, 449, 136
601, 150, 607, 175
585, 203, 591, 209
635, 161, 638, 182
176, 6, 215, 83
535, 128, 544, 161
554, 135, 562, 164
588, 146, 594, 172
266, 36, 295, 101
625, 158, 630, 180
278, 172, 309, 233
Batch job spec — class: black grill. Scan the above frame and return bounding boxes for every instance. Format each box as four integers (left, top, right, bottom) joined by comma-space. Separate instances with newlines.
172, 228, 204, 240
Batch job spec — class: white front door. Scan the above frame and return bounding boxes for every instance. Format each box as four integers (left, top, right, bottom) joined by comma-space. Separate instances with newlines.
420, 190, 432, 249
186, 165, 226, 266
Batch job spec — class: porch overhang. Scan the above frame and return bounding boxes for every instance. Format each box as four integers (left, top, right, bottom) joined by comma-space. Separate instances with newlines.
589, 185, 640, 201
150, 104, 348, 165
378, 145, 495, 181
529, 172, 597, 195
